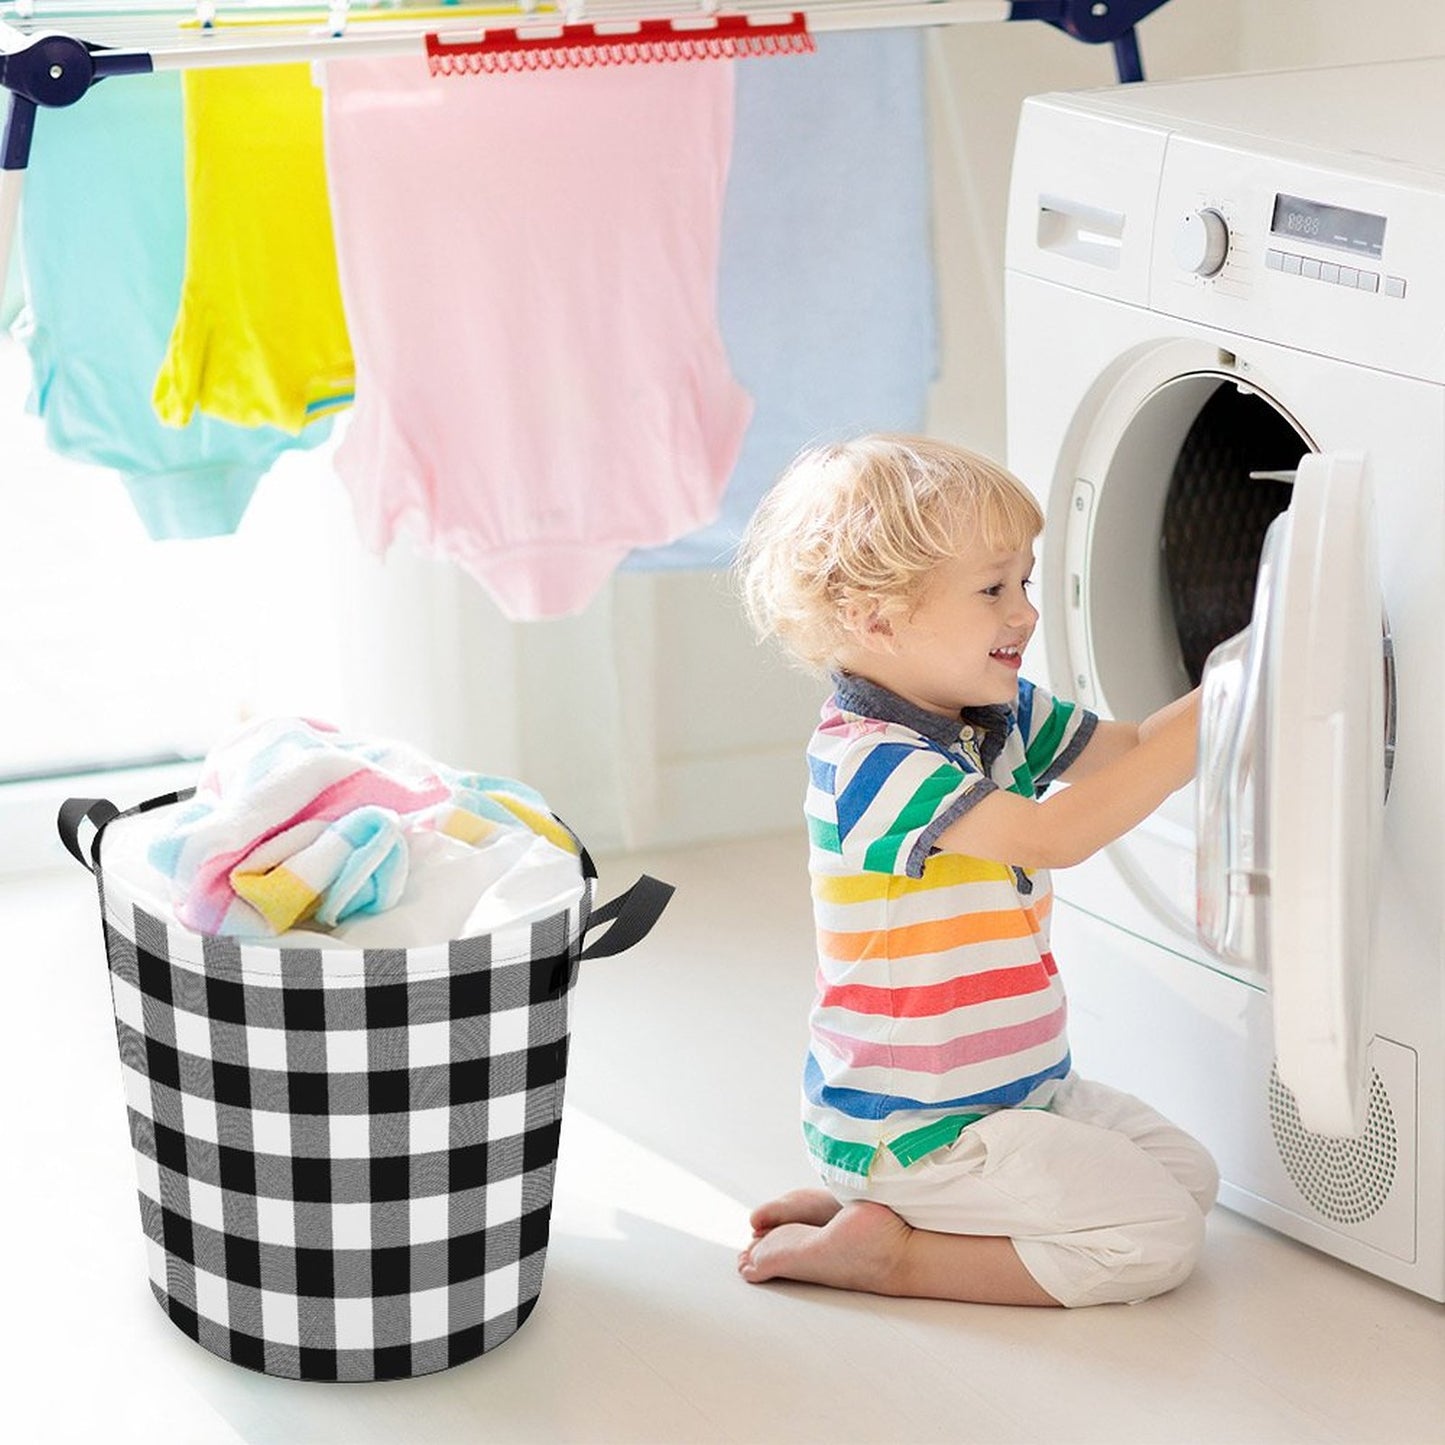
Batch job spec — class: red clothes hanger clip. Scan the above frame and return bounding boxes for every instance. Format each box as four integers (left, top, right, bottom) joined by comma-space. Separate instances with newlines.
425, 13, 814, 74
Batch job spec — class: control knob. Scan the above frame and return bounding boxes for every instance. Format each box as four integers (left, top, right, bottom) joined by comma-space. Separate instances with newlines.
1174, 208, 1231, 278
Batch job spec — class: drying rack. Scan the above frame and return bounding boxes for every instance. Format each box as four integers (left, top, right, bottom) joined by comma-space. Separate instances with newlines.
0, 0, 1170, 306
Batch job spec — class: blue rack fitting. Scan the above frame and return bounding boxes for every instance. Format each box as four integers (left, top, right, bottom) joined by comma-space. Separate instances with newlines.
1009, 0, 1174, 83
2, 34, 152, 170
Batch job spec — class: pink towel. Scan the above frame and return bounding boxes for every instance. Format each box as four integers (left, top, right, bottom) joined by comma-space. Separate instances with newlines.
321, 55, 752, 620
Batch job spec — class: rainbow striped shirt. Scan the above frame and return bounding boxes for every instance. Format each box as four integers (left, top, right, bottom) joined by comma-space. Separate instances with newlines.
802, 673, 1098, 1182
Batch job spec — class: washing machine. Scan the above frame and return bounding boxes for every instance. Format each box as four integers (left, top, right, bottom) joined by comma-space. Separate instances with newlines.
1004, 56, 1445, 1300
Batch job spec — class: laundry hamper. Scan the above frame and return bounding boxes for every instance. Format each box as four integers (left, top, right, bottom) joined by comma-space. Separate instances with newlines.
59, 790, 673, 1382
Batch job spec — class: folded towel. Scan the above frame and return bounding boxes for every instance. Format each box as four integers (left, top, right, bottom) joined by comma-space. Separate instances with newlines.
149, 717, 577, 937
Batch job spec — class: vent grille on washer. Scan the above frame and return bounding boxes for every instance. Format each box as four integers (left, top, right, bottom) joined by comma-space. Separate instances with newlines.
1268, 1065, 1397, 1225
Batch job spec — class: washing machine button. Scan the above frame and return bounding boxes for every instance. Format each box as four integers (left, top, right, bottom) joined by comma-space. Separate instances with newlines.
1301, 258, 1322, 279
1357, 270, 1380, 292
1266, 248, 1285, 270
1385, 275, 1407, 297
1321, 262, 1341, 283
1339, 266, 1359, 287
1282, 252, 1302, 275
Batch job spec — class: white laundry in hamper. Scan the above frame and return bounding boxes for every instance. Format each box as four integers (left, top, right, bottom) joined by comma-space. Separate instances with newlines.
59, 788, 673, 1382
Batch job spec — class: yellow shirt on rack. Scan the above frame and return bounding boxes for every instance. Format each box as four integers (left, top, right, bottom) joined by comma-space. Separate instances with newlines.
152, 63, 354, 435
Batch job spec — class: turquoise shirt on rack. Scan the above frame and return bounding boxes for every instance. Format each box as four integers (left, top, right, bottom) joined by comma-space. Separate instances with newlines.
12, 71, 330, 540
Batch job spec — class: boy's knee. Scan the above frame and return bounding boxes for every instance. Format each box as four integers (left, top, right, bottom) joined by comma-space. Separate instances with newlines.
1053, 1200, 1208, 1307
1127, 1198, 1209, 1303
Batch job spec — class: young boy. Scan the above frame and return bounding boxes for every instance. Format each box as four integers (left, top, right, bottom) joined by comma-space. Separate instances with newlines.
734, 434, 1217, 1308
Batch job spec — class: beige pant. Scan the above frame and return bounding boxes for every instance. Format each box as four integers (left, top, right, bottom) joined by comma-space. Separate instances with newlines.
827, 1073, 1219, 1307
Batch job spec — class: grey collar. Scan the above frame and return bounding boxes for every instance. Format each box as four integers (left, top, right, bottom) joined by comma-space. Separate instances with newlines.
831, 672, 1013, 749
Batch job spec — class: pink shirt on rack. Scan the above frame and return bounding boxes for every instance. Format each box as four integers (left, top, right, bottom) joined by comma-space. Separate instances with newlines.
321, 54, 752, 620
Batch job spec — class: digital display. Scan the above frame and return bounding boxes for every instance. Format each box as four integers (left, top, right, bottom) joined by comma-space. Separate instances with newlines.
1271, 193, 1386, 259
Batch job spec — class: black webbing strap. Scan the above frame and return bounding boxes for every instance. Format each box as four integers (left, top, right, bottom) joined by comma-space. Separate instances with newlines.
57, 788, 195, 873
56, 797, 120, 873
579, 874, 675, 960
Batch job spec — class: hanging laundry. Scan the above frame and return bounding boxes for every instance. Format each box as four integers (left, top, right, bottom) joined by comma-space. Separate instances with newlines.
321, 54, 752, 620
13, 72, 330, 540
152, 64, 354, 434
625, 30, 939, 571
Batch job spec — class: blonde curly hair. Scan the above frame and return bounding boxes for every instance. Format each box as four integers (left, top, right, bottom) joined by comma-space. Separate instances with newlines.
736, 434, 1044, 673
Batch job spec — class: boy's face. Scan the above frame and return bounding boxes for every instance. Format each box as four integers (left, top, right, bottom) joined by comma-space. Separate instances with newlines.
865, 537, 1040, 717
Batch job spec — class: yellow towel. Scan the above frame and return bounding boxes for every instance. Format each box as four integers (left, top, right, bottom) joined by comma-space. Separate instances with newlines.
152, 63, 354, 434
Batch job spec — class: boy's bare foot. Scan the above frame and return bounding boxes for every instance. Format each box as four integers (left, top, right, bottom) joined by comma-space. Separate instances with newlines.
738, 1198, 1061, 1306
748, 1188, 842, 1239
738, 1200, 912, 1292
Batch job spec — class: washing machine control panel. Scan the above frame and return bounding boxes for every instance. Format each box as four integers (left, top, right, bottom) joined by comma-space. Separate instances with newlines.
1150, 134, 1444, 381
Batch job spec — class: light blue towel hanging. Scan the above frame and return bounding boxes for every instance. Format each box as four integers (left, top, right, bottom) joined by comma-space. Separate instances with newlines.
624, 30, 938, 571
12, 72, 329, 540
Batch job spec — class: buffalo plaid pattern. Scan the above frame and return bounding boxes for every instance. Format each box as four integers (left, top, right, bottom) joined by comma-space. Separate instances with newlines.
97, 879, 591, 1382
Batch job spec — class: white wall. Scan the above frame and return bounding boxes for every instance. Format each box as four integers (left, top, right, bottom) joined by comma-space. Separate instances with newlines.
357, 0, 1445, 857
1234, 1, 1445, 71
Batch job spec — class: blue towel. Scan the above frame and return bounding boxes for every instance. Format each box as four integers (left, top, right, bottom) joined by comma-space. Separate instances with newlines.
624, 31, 938, 571
12, 72, 329, 541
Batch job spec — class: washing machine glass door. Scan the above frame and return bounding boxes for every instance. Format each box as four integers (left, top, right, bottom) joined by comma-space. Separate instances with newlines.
1197, 451, 1384, 1137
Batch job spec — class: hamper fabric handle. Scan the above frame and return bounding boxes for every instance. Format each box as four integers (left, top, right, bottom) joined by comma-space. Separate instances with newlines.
58, 790, 192, 873
579, 874, 675, 959
57, 797, 120, 871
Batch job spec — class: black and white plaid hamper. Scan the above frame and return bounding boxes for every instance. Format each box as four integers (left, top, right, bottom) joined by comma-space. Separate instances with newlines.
59, 790, 674, 1382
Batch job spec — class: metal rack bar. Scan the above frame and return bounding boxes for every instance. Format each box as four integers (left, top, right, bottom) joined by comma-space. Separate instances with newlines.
0, 0, 1172, 312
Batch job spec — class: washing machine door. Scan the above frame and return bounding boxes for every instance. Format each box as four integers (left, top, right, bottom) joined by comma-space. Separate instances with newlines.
1197, 451, 1384, 1137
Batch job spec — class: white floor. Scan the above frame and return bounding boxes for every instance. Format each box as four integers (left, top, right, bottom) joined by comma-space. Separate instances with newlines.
9, 830, 1444, 1444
